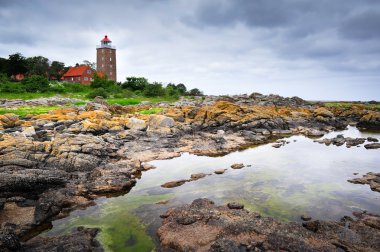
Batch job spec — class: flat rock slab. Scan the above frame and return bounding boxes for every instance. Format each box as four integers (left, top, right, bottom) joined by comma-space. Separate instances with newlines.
348, 172, 380, 192
158, 198, 380, 252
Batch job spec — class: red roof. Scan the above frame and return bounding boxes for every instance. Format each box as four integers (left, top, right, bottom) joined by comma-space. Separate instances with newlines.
101, 35, 111, 42
63, 65, 90, 77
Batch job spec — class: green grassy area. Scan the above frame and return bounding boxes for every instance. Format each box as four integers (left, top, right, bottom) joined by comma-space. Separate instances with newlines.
106, 96, 178, 105
0, 105, 61, 117
137, 107, 164, 115
325, 102, 380, 110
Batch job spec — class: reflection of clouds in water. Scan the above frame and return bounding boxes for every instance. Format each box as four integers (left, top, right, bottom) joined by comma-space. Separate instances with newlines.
44, 127, 380, 247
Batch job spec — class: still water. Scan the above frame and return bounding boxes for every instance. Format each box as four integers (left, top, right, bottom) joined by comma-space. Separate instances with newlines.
43, 126, 380, 251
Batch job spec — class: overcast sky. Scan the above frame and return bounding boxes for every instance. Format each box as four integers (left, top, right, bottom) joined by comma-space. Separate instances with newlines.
1, 0, 379, 100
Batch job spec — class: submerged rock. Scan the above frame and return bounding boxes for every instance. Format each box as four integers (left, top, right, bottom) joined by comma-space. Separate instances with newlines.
161, 180, 189, 188
158, 198, 380, 252
23, 227, 102, 251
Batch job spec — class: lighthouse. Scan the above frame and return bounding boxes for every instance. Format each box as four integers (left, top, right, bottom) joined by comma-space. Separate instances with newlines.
96, 35, 117, 81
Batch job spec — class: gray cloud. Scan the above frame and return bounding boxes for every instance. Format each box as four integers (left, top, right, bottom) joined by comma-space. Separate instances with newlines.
0, 0, 379, 100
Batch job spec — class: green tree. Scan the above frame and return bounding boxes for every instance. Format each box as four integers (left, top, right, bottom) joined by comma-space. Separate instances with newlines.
49, 61, 65, 80
0, 57, 8, 74
176, 83, 187, 95
121, 77, 149, 91
187, 88, 203, 96
22, 75, 49, 93
7, 53, 27, 77
143, 82, 165, 97
26, 56, 50, 77
165, 84, 180, 98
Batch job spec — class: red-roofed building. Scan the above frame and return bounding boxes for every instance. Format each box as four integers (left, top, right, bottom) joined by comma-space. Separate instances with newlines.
62, 64, 94, 85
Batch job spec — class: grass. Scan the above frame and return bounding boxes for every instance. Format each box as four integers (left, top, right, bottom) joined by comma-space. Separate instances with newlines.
106, 96, 178, 105
325, 102, 380, 110
0, 105, 61, 117
137, 107, 164, 115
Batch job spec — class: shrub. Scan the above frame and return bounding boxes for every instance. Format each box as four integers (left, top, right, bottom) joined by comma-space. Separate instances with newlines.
49, 81, 65, 93
0, 81, 25, 93
62, 83, 91, 93
187, 88, 203, 96
86, 88, 109, 99
21, 75, 49, 93
121, 77, 149, 91
143, 82, 165, 97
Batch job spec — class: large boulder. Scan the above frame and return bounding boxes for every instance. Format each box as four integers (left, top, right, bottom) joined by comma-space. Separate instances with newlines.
126, 117, 147, 131
148, 115, 175, 129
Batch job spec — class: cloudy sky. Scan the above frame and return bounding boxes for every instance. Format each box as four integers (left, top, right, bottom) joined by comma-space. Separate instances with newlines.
1, 0, 379, 100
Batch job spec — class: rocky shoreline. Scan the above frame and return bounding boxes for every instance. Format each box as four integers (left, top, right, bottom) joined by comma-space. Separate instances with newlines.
158, 198, 380, 251
1, 94, 380, 251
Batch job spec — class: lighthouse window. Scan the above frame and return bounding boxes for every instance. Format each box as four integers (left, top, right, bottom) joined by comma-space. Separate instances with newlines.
84, 77, 88, 81
110, 58, 112, 62
110, 72, 112, 75
102, 57, 104, 61
110, 65, 112, 68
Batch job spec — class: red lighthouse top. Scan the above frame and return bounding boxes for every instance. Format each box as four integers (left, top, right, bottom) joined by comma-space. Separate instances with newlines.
101, 35, 111, 42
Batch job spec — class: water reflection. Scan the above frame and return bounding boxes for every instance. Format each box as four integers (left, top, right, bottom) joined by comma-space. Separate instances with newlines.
43, 126, 380, 251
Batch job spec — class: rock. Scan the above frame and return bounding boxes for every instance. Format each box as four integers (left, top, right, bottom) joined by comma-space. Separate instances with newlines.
364, 143, 380, 149
0, 114, 20, 128
301, 214, 312, 221
158, 199, 380, 252
23, 227, 102, 251
230, 163, 244, 169
0, 198, 5, 210
22, 126, 36, 137
190, 173, 208, 181
348, 172, 380, 192
161, 179, 189, 188
357, 111, 380, 130
0, 225, 22, 251
126, 117, 147, 131
148, 115, 175, 128
214, 169, 227, 174
367, 137, 379, 142
227, 202, 244, 209
272, 143, 282, 148
314, 107, 334, 118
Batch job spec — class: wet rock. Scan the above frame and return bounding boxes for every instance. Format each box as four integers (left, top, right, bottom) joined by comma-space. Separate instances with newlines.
367, 137, 379, 142
364, 143, 380, 149
230, 163, 244, 169
214, 169, 227, 174
272, 143, 282, 148
227, 202, 244, 209
161, 180, 189, 188
348, 172, 380, 192
301, 214, 312, 221
0, 199, 5, 210
0, 224, 22, 252
23, 227, 102, 251
357, 111, 380, 130
158, 199, 380, 252
190, 173, 208, 181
